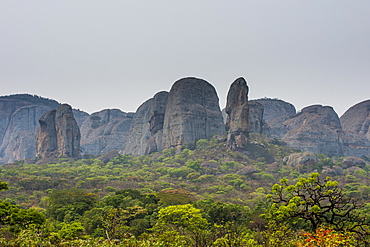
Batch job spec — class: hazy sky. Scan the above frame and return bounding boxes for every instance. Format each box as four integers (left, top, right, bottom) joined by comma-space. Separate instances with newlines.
1, 1, 370, 116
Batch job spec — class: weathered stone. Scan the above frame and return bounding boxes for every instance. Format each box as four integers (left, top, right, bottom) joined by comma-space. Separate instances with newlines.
249, 101, 264, 134
146, 91, 169, 154
267, 162, 280, 172
162, 77, 225, 149
124, 99, 153, 155
237, 165, 257, 175
200, 160, 219, 169
123, 91, 169, 155
342, 156, 366, 169
55, 104, 81, 158
332, 165, 344, 176
0, 95, 61, 163
282, 105, 343, 156
321, 166, 344, 176
346, 166, 362, 173
149, 91, 168, 135
36, 104, 81, 160
340, 100, 370, 141
253, 98, 296, 139
284, 152, 318, 167
98, 150, 120, 163
0, 105, 54, 163
338, 131, 370, 157
36, 109, 58, 158
225, 77, 250, 149
80, 109, 133, 155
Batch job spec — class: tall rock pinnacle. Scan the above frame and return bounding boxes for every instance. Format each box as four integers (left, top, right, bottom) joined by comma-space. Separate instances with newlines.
225, 77, 250, 149
36, 104, 81, 161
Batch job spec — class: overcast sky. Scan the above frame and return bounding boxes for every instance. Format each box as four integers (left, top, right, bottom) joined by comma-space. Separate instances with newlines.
1, 1, 370, 116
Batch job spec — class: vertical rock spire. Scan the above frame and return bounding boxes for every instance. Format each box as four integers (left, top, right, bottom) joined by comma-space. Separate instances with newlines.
36, 104, 81, 162
225, 77, 250, 150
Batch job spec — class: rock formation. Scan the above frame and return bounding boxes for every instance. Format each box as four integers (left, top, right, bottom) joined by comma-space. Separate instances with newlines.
225, 77, 250, 149
36, 104, 81, 161
253, 98, 296, 138
80, 109, 133, 155
0, 95, 61, 163
146, 91, 169, 154
123, 91, 169, 156
161, 77, 225, 149
248, 101, 264, 134
340, 100, 370, 141
282, 105, 343, 156
123, 99, 155, 155
284, 152, 318, 169
2, 82, 370, 162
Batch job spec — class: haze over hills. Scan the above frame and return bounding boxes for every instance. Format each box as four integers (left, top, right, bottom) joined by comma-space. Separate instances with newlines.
0, 77, 369, 164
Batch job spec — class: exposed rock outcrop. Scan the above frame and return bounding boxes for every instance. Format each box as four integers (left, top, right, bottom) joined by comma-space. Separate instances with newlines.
237, 165, 258, 175
0, 95, 61, 163
80, 109, 133, 155
225, 77, 250, 150
340, 100, 370, 141
249, 101, 264, 134
282, 105, 343, 156
124, 91, 169, 155
162, 77, 225, 149
253, 98, 296, 138
36, 104, 81, 161
342, 156, 366, 169
146, 91, 169, 154
284, 152, 318, 167
123, 99, 153, 155
338, 131, 370, 157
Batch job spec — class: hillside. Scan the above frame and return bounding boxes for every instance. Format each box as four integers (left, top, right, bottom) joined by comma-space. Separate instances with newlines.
0, 133, 369, 245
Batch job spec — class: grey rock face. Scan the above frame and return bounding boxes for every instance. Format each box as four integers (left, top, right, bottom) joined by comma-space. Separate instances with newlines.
338, 131, 370, 157
36, 104, 81, 160
0, 95, 60, 163
249, 101, 264, 134
80, 109, 133, 155
162, 77, 225, 149
146, 91, 169, 154
342, 156, 366, 169
340, 100, 370, 141
124, 99, 154, 155
124, 91, 169, 155
237, 165, 258, 175
253, 98, 296, 139
282, 105, 343, 156
225, 77, 250, 149
284, 152, 318, 167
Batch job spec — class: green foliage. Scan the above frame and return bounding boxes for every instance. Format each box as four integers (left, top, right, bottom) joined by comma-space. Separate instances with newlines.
1, 135, 370, 245
266, 173, 369, 233
58, 221, 85, 240
46, 188, 98, 222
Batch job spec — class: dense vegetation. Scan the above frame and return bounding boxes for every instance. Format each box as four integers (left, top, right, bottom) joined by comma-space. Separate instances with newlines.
0, 133, 369, 246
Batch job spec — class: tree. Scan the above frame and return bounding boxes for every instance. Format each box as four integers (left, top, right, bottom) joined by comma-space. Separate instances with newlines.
0, 180, 45, 233
154, 204, 209, 246
266, 173, 369, 234
46, 189, 97, 222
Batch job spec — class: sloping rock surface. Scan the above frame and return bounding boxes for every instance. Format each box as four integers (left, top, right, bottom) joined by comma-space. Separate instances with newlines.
0, 95, 60, 163
253, 98, 296, 139
249, 101, 264, 134
123, 99, 153, 155
340, 100, 370, 141
80, 109, 133, 155
162, 77, 225, 149
36, 104, 81, 160
282, 105, 343, 156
